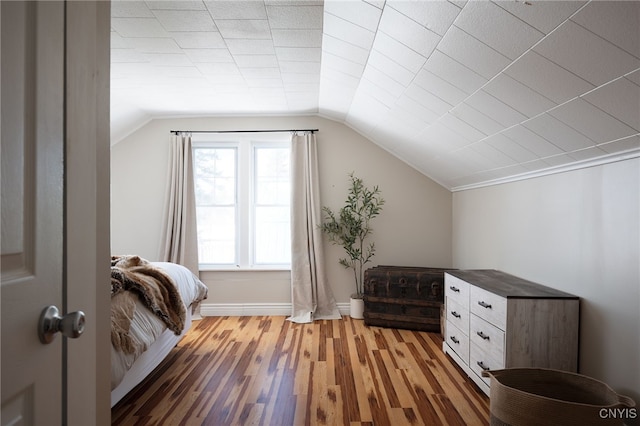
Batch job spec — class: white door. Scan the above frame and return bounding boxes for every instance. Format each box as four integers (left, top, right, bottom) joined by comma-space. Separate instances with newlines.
1, 2, 67, 424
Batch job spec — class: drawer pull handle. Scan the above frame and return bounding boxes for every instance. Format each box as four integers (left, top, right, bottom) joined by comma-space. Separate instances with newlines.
476, 331, 490, 340
477, 361, 490, 371
449, 286, 460, 293
450, 336, 460, 344
478, 301, 492, 309
451, 311, 461, 319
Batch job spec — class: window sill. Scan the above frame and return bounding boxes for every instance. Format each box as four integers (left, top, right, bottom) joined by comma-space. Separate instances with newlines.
199, 267, 291, 273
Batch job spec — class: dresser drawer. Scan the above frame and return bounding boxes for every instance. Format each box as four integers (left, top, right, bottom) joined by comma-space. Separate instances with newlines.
446, 297, 469, 336
470, 343, 504, 387
445, 320, 469, 365
470, 314, 505, 363
445, 274, 469, 309
470, 285, 507, 329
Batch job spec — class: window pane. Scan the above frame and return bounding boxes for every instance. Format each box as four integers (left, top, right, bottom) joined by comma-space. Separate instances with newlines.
194, 148, 235, 205
194, 147, 237, 265
255, 147, 290, 205
254, 206, 290, 264
196, 206, 235, 264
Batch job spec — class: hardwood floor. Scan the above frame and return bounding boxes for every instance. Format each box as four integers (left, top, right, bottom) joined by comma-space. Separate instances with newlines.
111, 316, 489, 425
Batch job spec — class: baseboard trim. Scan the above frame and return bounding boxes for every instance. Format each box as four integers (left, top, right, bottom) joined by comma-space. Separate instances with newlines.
201, 302, 351, 317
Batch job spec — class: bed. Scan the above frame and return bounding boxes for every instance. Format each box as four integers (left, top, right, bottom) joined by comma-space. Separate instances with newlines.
110, 256, 208, 407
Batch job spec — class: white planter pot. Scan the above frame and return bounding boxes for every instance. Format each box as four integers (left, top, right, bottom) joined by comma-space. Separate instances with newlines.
350, 297, 364, 319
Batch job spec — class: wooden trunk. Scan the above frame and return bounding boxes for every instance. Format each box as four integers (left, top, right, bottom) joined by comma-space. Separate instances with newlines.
363, 266, 451, 332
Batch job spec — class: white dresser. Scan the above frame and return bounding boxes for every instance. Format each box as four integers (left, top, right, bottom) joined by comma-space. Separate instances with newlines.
442, 270, 580, 395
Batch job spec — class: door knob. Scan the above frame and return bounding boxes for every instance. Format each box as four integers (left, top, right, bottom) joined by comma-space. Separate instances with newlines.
38, 305, 85, 344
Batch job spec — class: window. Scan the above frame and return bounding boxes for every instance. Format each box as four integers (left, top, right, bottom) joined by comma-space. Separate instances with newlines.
192, 134, 291, 269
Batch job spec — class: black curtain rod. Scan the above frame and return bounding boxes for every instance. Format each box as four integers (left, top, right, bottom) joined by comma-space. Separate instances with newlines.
171, 129, 318, 134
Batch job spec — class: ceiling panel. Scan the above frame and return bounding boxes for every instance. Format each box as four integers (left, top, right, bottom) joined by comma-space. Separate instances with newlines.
453, 0, 544, 60
111, 0, 640, 191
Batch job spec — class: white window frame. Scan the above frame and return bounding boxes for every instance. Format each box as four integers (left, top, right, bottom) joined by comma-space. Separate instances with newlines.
192, 133, 291, 270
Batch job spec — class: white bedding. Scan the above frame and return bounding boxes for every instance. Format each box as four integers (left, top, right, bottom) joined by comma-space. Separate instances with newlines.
110, 261, 207, 407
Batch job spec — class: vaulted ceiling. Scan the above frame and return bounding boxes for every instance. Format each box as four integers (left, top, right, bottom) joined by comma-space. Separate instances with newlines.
111, 0, 640, 190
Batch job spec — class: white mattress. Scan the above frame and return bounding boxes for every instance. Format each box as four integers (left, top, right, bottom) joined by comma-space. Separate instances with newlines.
110, 261, 207, 407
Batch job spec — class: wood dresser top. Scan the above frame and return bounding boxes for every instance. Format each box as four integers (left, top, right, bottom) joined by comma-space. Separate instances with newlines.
446, 269, 578, 299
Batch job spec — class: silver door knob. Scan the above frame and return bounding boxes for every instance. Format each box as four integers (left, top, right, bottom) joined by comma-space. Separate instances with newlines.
38, 305, 85, 344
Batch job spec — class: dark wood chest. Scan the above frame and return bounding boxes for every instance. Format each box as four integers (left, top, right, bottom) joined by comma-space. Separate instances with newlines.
363, 266, 450, 332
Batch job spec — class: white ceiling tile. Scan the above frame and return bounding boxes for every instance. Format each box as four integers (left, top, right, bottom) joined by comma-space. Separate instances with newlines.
322, 34, 369, 65
280, 61, 321, 74
362, 67, 405, 99
386, 0, 461, 36
245, 78, 283, 88
485, 132, 537, 163
146, 1, 206, 11
267, 5, 324, 29
225, 39, 275, 55
367, 50, 415, 87
598, 134, 640, 154
240, 67, 280, 79
320, 65, 362, 89
568, 146, 608, 162
112, 17, 170, 37
549, 98, 637, 144
215, 20, 270, 39
450, 103, 503, 136
483, 73, 556, 118
275, 47, 321, 62
421, 122, 473, 151
111, 49, 146, 63
465, 90, 527, 128
111, 1, 154, 18
324, 1, 381, 32
439, 113, 485, 142
372, 32, 426, 74
571, 1, 640, 59
437, 25, 510, 79
284, 83, 318, 93
172, 32, 225, 49
504, 51, 594, 104
470, 141, 518, 168
323, 12, 376, 50
583, 76, 640, 132
414, 69, 468, 106
522, 113, 595, 152
111, 31, 130, 49
128, 38, 182, 53
154, 10, 217, 32
321, 53, 365, 78
424, 50, 487, 95
453, 1, 543, 60
502, 124, 563, 157
272, 29, 322, 47
142, 53, 193, 66
233, 54, 278, 68
533, 20, 640, 86
204, 1, 267, 19
196, 62, 241, 76
405, 83, 453, 117
494, 1, 585, 34
184, 48, 233, 63
394, 95, 441, 125
282, 73, 319, 84
625, 69, 640, 86
378, 7, 441, 58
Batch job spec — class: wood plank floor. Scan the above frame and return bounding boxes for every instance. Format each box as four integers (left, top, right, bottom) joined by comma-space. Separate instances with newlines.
112, 316, 489, 425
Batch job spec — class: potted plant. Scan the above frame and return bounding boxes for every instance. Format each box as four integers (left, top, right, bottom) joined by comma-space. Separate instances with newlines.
321, 173, 384, 319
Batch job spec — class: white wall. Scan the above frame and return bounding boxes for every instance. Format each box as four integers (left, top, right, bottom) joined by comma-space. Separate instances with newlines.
452, 158, 640, 403
111, 115, 452, 308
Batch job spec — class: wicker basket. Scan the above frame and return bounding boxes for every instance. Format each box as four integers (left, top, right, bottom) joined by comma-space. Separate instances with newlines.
482, 368, 636, 426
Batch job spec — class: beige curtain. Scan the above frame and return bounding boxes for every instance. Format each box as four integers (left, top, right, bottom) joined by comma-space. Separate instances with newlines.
288, 132, 341, 323
159, 133, 199, 275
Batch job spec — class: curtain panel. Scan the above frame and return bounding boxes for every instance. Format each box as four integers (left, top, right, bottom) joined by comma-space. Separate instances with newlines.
159, 133, 199, 275
288, 132, 341, 323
